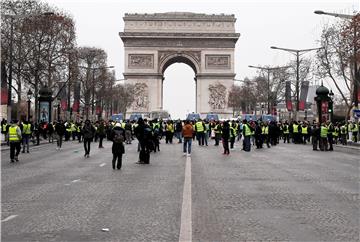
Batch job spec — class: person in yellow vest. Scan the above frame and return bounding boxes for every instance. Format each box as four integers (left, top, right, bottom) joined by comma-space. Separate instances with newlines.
340, 122, 347, 145
229, 121, 237, 149
301, 122, 309, 144
292, 121, 300, 144
214, 121, 222, 146
165, 120, 174, 144
319, 122, 328, 151
262, 122, 270, 148
352, 121, 359, 143
282, 121, 290, 143
326, 121, 334, 151
242, 119, 254, 152
7, 120, 22, 162
195, 119, 205, 146
21, 120, 32, 153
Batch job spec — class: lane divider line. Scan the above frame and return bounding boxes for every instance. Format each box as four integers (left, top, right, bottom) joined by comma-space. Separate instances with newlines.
179, 155, 192, 242
71, 179, 80, 183
1, 215, 18, 222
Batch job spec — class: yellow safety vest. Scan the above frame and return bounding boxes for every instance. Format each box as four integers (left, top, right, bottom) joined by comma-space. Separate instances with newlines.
262, 126, 269, 135
283, 125, 289, 134
244, 124, 252, 136
9, 126, 20, 142
167, 124, 174, 132
302, 126, 308, 134
320, 126, 328, 138
2, 124, 7, 132
333, 127, 339, 137
196, 121, 204, 132
353, 124, 359, 132
293, 124, 299, 133
230, 127, 236, 138
23, 124, 32, 135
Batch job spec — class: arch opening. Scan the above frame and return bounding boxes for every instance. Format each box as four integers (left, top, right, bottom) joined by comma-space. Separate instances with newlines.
163, 62, 196, 119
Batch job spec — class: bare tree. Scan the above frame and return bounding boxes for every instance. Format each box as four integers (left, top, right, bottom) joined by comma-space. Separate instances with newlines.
114, 83, 135, 118
316, 15, 360, 119
1, 0, 77, 121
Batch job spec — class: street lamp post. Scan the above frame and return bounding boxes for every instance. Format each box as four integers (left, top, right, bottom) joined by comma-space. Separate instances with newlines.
248, 65, 290, 115
27, 89, 33, 121
270, 46, 323, 120
315, 10, 359, 109
3, 12, 54, 122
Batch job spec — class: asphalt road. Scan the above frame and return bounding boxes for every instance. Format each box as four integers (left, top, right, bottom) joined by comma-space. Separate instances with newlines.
1, 138, 359, 242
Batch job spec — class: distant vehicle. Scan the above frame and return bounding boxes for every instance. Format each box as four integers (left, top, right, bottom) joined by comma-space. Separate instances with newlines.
205, 113, 220, 121
150, 110, 171, 120
186, 113, 200, 121
111, 113, 123, 122
242, 114, 257, 121
257, 114, 277, 122
129, 113, 143, 121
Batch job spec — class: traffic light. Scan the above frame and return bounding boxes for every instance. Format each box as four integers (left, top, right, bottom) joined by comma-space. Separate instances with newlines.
328, 102, 333, 113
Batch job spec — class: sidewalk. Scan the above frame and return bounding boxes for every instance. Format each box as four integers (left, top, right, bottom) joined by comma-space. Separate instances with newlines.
334, 141, 360, 155
1, 138, 79, 152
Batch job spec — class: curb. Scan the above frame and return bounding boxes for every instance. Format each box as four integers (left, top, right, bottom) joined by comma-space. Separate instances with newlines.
334, 145, 360, 155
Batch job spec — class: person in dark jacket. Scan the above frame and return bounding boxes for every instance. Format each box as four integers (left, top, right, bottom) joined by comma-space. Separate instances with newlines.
109, 123, 125, 169
82, 120, 95, 158
97, 120, 106, 148
55, 120, 66, 149
222, 121, 230, 155
134, 118, 152, 164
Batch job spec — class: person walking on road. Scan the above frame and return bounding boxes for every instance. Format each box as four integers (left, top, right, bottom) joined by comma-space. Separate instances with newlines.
55, 120, 66, 150
182, 120, 193, 156
134, 118, 152, 164
242, 119, 253, 152
21, 120, 32, 153
110, 123, 125, 170
97, 120, 106, 148
82, 120, 95, 158
7, 120, 22, 163
222, 121, 230, 155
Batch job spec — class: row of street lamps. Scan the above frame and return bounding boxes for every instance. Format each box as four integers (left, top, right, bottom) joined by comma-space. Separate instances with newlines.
244, 9, 358, 120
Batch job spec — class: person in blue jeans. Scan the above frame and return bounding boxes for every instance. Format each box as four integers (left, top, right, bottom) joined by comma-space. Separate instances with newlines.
182, 120, 194, 156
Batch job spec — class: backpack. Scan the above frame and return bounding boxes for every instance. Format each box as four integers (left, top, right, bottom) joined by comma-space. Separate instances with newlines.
113, 129, 124, 143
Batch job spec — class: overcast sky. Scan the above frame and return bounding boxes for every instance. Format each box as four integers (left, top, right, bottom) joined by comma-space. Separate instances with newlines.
46, 0, 358, 119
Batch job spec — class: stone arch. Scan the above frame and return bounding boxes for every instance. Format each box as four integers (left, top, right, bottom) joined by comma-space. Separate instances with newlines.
119, 12, 240, 119
159, 52, 200, 75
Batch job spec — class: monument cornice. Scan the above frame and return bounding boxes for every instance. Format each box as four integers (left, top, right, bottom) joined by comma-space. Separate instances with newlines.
196, 73, 236, 79
119, 32, 240, 39
124, 12, 236, 22
123, 72, 163, 79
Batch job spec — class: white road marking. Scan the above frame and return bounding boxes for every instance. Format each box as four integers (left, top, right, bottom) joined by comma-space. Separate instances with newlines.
1, 215, 18, 222
99, 163, 106, 167
179, 155, 192, 242
71, 179, 80, 183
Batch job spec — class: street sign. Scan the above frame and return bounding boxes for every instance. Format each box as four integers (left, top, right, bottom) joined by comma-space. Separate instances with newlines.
353, 109, 360, 119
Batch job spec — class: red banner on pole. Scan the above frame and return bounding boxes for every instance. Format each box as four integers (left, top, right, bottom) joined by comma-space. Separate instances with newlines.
72, 100, 80, 112
299, 100, 305, 111
286, 101, 292, 111
61, 100, 67, 111
1, 88, 8, 105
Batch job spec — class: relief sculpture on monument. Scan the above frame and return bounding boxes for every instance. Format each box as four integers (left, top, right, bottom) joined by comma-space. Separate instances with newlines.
132, 83, 149, 110
208, 82, 227, 110
205, 55, 230, 69
129, 54, 154, 69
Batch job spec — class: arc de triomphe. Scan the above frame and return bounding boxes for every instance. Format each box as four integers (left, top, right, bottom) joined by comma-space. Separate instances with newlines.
119, 12, 240, 119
